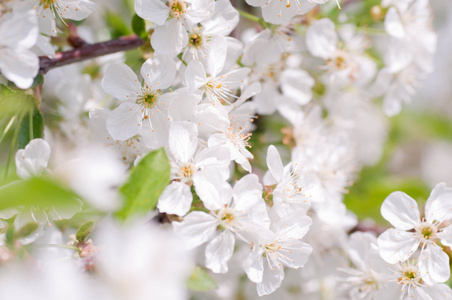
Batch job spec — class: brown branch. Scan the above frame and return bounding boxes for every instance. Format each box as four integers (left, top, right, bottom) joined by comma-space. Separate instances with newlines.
38, 35, 145, 74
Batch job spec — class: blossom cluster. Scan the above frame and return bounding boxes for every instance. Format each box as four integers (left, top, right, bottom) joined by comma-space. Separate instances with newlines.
0, 0, 449, 299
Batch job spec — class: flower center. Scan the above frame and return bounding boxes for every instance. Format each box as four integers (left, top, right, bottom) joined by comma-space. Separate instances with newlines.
137, 91, 159, 109
178, 163, 196, 182
40, 0, 55, 9
417, 223, 438, 241
217, 208, 236, 230
168, 0, 187, 18
221, 212, 234, 223
264, 242, 282, 254
226, 127, 252, 147
189, 33, 202, 48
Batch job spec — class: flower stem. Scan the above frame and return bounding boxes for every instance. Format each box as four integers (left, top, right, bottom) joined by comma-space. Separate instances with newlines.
237, 9, 261, 23
4, 115, 21, 179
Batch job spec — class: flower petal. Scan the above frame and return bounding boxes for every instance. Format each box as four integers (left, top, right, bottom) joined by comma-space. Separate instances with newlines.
15, 139, 51, 179
102, 64, 141, 101
205, 230, 235, 273
419, 244, 450, 285
384, 7, 405, 38
202, 0, 239, 36
244, 246, 264, 283
437, 224, 452, 247
0, 49, 38, 89
266, 145, 284, 183
172, 211, 218, 249
60, 0, 96, 21
257, 260, 284, 296
306, 18, 337, 60
157, 182, 193, 216
207, 36, 227, 77
141, 54, 176, 89
193, 169, 232, 210
151, 19, 187, 57
106, 102, 143, 141
185, 60, 207, 90
377, 228, 420, 263
0, 10, 38, 49
135, 0, 170, 26
168, 121, 198, 162
425, 182, 452, 224
232, 174, 263, 211
381, 191, 420, 230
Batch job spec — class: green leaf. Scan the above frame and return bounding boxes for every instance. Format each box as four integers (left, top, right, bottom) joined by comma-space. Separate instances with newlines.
17, 222, 39, 238
132, 14, 147, 39
105, 11, 132, 39
116, 148, 170, 221
76, 220, 95, 242
17, 108, 44, 149
0, 177, 80, 210
31, 74, 44, 88
186, 266, 218, 291
5, 225, 15, 248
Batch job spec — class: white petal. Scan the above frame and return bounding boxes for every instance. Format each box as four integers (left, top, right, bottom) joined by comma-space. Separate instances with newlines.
0, 10, 38, 49
383, 92, 402, 117
425, 182, 452, 224
381, 191, 420, 230
232, 174, 263, 211
275, 214, 312, 239
37, 6, 57, 36
135, 0, 170, 26
102, 64, 141, 101
257, 260, 284, 296
60, 0, 96, 21
249, 197, 271, 229
218, 68, 250, 90
0, 49, 38, 89
437, 224, 452, 247
193, 169, 232, 210
167, 89, 201, 121
169, 121, 198, 162
384, 7, 405, 38
141, 54, 176, 89
194, 146, 231, 177
207, 36, 227, 77
205, 230, 235, 273
185, 60, 207, 90
419, 244, 450, 285
244, 246, 264, 283
106, 102, 143, 141
184, 0, 213, 24
202, 0, 239, 36
425, 283, 452, 300
279, 240, 312, 268
157, 182, 193, 216
261, 0, 297, 25
245, 0, 267, 6
140, 109, 170, 149
172, 211, 218, 249
231, 82, 261, 109
306, 18, 337, 59
241, 30, 282, 66
377, 228, 420, 263
266, 145, 284, 183
280, 69, 314, 105
151, 19, 187, 57
15, 139, 51, 179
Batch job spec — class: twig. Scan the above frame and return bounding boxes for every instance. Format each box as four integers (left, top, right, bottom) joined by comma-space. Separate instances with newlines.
38, 35, 144, 74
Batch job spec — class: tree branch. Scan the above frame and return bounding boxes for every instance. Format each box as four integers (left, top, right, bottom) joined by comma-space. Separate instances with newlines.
38, 35, 144, 74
